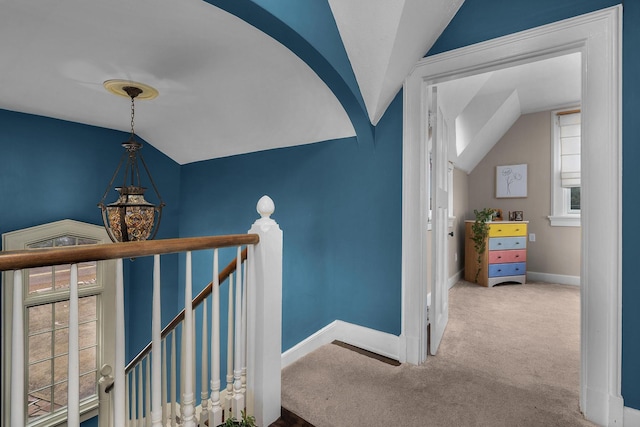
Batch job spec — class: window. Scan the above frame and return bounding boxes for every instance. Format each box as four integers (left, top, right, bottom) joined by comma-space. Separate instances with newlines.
2, 220, 115, 426
549, 108, 581, 226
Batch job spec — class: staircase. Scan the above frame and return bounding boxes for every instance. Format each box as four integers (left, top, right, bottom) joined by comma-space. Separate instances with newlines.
2, 196, 283, 427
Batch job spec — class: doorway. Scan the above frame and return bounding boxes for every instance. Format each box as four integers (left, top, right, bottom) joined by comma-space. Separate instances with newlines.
400, 6, 622, 426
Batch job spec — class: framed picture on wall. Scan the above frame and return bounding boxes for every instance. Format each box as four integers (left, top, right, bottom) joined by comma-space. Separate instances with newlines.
496, 164, 527, 198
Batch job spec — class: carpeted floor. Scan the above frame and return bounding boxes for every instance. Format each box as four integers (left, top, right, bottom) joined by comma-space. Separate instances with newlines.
281, 281, 596, 427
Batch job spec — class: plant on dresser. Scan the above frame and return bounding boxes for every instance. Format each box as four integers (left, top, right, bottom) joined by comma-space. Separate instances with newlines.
464, 220, 528, 287
470, 208, 495, 282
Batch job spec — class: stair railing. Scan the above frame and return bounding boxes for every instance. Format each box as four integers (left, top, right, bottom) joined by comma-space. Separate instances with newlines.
1, 195, 282, 427
111, 247, 249, 426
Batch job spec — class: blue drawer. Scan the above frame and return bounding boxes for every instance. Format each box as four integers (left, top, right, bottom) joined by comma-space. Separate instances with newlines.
488, 262, 526, 277
489, 237, 526, 251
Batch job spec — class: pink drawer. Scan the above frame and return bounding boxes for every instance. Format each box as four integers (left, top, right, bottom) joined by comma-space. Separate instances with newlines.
489, 249, 527, 264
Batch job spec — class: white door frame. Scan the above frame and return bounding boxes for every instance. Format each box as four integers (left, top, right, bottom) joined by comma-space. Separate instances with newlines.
400, 6, 622, 426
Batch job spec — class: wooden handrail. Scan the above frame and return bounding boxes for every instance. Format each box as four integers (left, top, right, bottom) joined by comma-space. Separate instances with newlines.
123, 248, 248, 374
0, 234, 259, 271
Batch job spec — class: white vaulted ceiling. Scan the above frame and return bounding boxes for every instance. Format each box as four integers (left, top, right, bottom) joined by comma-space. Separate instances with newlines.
0, 0, 464, 164
329, 0, 464, 125
1, 1, 575, 170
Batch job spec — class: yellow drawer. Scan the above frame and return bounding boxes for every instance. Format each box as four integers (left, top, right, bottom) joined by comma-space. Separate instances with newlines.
489, 223, 527, 237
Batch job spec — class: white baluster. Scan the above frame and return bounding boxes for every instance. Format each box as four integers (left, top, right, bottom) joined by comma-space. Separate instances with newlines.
182, 251, 196, 426
246, 195, 283, 426
145, 357, 151, 427
138, 363, 143, 427
98, 365, 114, 427
209, 248, 223, 426
151, 254, 162, 426
162, 339, 167, 427
232, 248, 244, 419
225, 273, 234, 417
170, 331, 177, 427
192, 315, 196, 416
131, 368, 137, 424
241, 260, 248, 394
125, 372, 130, 426
200, 302, 209, 425
180, 326, 184, 423
68, 264, 80, 425
115, 259, 126, 425
11, 270, 24, 426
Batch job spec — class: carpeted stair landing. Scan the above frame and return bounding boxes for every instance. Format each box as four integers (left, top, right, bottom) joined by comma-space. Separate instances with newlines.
278, 281, 596, 427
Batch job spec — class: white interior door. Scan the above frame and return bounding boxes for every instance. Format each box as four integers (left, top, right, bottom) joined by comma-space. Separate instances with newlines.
429, 86, 449, 355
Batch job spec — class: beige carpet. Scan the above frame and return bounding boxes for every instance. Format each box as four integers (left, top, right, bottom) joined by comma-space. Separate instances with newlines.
281, 281, 596, 427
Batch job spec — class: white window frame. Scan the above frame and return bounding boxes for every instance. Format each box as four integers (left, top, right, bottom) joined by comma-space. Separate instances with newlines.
2, 220, 116, 427
548, 107, 581, 227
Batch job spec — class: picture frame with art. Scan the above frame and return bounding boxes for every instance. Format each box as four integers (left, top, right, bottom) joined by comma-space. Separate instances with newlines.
496, 164, 527, 198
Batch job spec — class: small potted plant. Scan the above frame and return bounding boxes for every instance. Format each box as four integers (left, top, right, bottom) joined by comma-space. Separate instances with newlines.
471, 208, 495, 283
218, 410, 257, 427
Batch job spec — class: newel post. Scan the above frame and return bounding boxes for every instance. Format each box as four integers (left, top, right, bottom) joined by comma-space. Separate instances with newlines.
246, 195, 283, 427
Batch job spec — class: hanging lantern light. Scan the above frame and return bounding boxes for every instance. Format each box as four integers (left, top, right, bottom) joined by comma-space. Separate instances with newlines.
98, 80, 165, 242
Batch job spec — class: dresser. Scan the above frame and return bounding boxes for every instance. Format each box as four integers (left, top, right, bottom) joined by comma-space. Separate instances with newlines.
464, 220, 528, 287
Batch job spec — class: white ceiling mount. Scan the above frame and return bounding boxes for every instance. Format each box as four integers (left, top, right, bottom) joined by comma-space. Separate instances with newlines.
103, 80, 159, 100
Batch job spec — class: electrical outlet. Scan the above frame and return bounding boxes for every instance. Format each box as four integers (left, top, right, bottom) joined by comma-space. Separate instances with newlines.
529, 233, 536, 242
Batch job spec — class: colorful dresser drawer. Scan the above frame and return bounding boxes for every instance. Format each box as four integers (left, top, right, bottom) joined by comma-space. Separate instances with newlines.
488, 223, 527, 237
488, 262, 526, 277
488, 237, 527, 251
488, 249, 526, 264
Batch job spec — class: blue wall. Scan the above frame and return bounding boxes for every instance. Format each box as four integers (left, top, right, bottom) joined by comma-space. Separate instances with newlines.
0, 109, 183, 424
3, 0, 640, 419
179, 92, 403, 353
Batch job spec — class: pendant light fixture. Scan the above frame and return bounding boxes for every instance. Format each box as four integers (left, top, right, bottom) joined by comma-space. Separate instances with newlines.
98, 80, 165, 242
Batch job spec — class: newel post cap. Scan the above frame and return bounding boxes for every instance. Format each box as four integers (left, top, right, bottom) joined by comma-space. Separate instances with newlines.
257, 195, 275, 219
252, 195, 279, 230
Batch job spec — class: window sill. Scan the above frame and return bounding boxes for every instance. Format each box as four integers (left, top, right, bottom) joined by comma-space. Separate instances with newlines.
25, 397, 97, 427
548, 215, 581, 227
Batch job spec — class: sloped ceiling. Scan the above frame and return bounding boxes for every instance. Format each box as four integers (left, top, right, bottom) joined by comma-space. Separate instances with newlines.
329, 0, 464, 125
438, 52, 582, 173
0, 0, 463, 165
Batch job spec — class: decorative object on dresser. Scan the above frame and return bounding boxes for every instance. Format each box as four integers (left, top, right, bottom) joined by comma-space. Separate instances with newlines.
465, 220, 528, 287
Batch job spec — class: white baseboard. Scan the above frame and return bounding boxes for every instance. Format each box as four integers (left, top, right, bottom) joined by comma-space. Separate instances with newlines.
527, 271, 580, 286
625, 406, 640, 427
449, 270, 462, 289
281, 320, 400, 369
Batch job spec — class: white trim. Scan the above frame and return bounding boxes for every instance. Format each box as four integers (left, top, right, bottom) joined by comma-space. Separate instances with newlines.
527, 271, 581, 287
624, 406, 640, 427
401, 6, 622, 426
281, 321, 400, 369
427, 216, 455, 231
548, 215, 581, 227
449, 270, 462, 289
1, 219, 116, 427
281, 322, 340, 368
